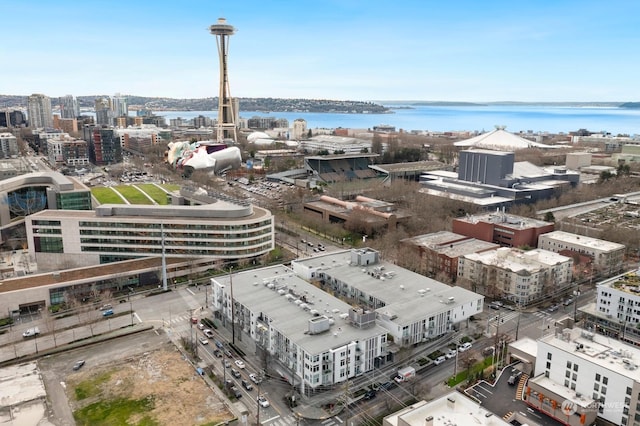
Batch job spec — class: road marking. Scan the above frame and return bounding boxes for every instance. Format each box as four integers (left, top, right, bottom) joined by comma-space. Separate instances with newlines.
477, 384, 493, 394
475, 390, 488, 399
334, 416, 344, 423
134, 312, 142, 323
186, 287, 195, 295
322, 419, 335, 425
262, 415, 280, 423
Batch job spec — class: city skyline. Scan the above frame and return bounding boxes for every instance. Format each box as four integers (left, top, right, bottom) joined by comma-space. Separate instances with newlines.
4, 0, 640, 103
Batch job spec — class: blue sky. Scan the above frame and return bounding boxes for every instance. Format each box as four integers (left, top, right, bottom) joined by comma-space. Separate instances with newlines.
4, 0, 639, 102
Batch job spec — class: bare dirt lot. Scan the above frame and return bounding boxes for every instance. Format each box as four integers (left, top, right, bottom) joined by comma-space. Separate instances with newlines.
38, 329, 234, 426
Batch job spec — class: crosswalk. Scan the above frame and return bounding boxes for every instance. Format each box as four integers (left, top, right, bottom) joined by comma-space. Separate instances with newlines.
532, 311, 551, 318
263, 415, 343, 426
165, 314, 191, 325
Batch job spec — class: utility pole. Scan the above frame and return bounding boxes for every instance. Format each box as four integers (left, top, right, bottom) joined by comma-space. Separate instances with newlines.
229, 267, 235, 346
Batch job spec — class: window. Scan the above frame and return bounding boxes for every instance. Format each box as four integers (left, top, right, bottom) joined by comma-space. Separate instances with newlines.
596, 373, 601, 381
571, 383, 576, 390
566, 371, 571, 378
566, 361, 572, 368
547, 352, 552, 360
572, 373, 577, 381
546, 362, 551, 369
565, 379, 570, 387
603, 377, 609, 385
594, 384, 599, 391
573, 364, 579, 372
602, 387, 607, 395
627, 387, 632, 396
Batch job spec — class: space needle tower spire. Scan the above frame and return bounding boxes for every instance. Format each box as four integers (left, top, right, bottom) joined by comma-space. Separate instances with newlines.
209, 17, 237, 143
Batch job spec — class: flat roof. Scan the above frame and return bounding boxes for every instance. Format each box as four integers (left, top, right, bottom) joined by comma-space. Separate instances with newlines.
529, 375, 595, 408
369, 161, 444, 173
403, 232, 499, 257
293, 250, 483, 326
463, 248, 571, 272
29, 202, 270, 222
419, 187, 512, 207
540, 230, 625, 251
509, 337, 538, 358
455, 212, 552, 229
540, 327, 640, 382
214, 265, 387, 355
384, 392, 510, 426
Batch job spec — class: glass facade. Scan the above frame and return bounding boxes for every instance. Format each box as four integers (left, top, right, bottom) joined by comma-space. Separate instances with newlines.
31, 215, 274, 260
57, 191, 92, 210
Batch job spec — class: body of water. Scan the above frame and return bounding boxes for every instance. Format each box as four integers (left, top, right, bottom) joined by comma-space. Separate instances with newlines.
150, 104, 640, 136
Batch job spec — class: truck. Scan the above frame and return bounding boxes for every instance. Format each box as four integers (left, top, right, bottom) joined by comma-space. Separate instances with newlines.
394, 366, 416, 383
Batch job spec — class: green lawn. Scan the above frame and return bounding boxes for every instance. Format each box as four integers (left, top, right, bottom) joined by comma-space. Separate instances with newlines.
74, 397, 157, 426
116, 186, 153, 204
135, 184, 171, 205
91, 187, 125, 204
447, 356, 494, 387
160, 184, 180, 192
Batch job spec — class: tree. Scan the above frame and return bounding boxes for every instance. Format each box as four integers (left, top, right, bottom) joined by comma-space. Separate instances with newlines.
458, 350, 477, 384
544, 211, 555, 222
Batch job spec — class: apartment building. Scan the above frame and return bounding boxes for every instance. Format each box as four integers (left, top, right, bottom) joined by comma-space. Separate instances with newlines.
291, 248, 484, 346
458, 247, 573, 305
399, 231, 499, 280
538, 230, 625, 276
530, 327, 640, 426
27, 94, 53, 129
0, 132, 19, 158
211, 264, 388, 395
47, 136, 89, 167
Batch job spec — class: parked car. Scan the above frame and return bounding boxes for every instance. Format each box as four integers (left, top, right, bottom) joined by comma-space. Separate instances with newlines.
235, 360, 245, 369
197, 323, 205, 330
224, 349, 233, 358
199, 337, 209, 345
508, 370, 523, 385
445, 349, 457, 359
231, 386, 242, 399
563, 298, 574, 306
214, 340, 224, 348
72, 360, 85, 371
190, 317, 198, 324
231, 368, 241, 378
241, 379, 253, 391
489, 302, 502, 310
249, 373, 261, 384
203, 329, 214, 338
363, 389, 376, 400
257, 395, 270, 408
548, 304, 560, 312
482, 346, 495, 356
433, 355, 447, 365
99, 304, 112, 311
458, 342, 473, 352
102, 309, 114, 317
214, 349, 223, 358
224, 360, 231, 368
22, 327, 40, 338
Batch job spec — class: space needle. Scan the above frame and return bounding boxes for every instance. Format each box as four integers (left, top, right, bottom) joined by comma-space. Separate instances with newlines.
209, 18, 238, 143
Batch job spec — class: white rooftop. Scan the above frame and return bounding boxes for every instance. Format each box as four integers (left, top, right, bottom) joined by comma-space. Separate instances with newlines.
540, 231, 625, 251
453, 128, 555, 150
293, 250, 483, 326
214, 264, 387, 355
462, 248, 572, 273
383, 392, 510, 426
540, 327, 640, 382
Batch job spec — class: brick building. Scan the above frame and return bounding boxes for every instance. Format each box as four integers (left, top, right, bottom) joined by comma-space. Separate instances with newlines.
453, 211, 554, 248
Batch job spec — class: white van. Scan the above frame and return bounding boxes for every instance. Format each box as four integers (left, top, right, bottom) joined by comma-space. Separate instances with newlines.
22, 327, 40, 338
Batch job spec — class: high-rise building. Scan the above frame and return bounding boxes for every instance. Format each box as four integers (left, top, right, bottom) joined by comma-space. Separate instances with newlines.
27, 94, 53, 129
111, 93, 128, 118
94, 97, 112, 126
60, 95, 79, 119
0, 110, 26, 128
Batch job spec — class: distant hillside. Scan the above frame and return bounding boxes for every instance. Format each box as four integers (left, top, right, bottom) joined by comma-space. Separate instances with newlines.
0, 95, 389, 114
620, 102, 640, 109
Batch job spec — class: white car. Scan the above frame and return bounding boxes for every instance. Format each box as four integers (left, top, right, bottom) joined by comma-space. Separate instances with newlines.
199, 337, 209, 345
458, 342, 473, 352
433, 355, 447, 365
257, 395, 270, 408
445, 349, 457, 359
249, 373, 261, 384
235, 360, 245, 369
